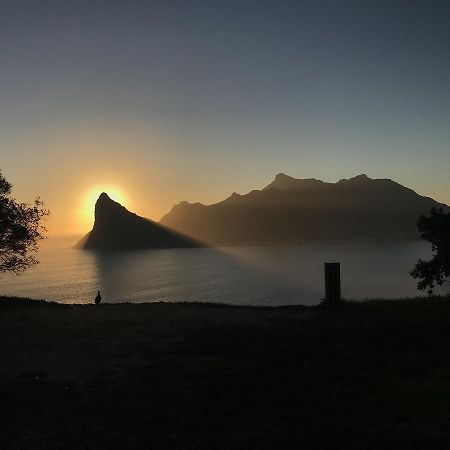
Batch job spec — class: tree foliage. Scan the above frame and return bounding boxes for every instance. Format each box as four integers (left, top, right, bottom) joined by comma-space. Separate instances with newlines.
0, 170, 49, 274
411, 207, 450, 294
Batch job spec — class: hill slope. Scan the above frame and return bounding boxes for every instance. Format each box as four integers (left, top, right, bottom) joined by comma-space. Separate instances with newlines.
160, 174, 448, 244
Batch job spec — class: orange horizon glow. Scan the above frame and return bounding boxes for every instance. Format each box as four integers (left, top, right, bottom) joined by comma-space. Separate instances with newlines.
78, 185, 130, 232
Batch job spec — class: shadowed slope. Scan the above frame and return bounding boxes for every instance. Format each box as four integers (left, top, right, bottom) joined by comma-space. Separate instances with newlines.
160, 174, 448, 245
3, 297, 450, 450
78, 193, 199, 250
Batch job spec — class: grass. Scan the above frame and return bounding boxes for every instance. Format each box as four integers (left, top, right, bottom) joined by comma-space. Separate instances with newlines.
1, 295, 450, 449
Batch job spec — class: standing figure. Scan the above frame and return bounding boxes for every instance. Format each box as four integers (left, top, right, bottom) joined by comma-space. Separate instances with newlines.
95, 290, 102, 305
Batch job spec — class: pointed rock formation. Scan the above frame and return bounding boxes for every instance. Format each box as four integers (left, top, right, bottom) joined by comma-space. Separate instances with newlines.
78, 193, 199, 250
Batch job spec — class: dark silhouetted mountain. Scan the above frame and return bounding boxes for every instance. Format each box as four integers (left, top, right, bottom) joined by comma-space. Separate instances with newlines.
77, 193, 199, 250
160, 174, 449, 245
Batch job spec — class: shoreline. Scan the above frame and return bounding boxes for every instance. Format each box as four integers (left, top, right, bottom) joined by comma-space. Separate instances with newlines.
1, 293, 448, 308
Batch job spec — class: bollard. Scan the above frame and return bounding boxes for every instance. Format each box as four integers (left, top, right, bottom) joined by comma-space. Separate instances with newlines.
324, 262, 341, 306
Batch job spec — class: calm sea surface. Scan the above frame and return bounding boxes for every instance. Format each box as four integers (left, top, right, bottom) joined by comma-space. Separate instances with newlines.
1, 239, 448, 305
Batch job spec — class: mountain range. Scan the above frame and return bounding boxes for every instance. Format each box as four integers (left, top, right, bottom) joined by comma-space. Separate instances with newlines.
78, 174, 448, 250
160, 173, 448, 244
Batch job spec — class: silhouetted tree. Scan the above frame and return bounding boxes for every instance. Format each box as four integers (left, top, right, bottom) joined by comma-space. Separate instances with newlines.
411, 207, 450, 294
0, 170, 49, 274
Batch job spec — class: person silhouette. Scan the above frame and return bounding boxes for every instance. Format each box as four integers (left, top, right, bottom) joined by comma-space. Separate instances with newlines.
95, 291, 102, 305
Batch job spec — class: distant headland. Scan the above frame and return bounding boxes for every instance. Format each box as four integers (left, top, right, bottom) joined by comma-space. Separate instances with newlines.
76, 192, 199, 250
78, 174, 449, 250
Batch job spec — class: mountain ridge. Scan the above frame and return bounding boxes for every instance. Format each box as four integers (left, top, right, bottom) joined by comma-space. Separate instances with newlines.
165, 174, 429, 210
78, 174, 449, 250
160, 173, 448, 245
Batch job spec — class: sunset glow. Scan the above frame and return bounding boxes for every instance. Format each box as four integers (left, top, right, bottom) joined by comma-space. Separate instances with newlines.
3, 0, 450, 238
80, 186, 129, 230
3, 3, 450, 447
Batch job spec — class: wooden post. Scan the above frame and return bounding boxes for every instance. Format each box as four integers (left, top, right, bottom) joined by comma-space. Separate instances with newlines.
324, 262, 341, 306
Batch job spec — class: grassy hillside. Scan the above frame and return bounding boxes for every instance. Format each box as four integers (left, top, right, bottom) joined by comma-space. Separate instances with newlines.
1, 296, 450, 449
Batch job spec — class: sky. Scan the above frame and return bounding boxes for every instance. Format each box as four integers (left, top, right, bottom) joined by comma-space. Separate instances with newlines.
1, 0, 450, 236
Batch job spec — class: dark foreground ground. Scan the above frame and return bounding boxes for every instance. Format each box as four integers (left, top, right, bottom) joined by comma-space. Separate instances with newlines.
2, 296, 450, 450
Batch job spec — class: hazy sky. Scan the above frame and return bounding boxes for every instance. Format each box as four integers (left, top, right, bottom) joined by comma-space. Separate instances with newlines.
1, 0, 450, 236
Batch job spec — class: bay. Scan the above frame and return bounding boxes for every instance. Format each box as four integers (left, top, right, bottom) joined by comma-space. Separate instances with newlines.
1, 239, 447, 305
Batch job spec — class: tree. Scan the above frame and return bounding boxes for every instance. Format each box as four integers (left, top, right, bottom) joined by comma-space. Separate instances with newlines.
0, 170, 49, 274
411, 207, 450, 294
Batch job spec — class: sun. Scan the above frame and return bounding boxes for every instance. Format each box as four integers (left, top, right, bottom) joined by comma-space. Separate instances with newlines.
79, 185, 130, 230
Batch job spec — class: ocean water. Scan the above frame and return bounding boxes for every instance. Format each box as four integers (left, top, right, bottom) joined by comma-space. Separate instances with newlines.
1, 239, 448, 305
